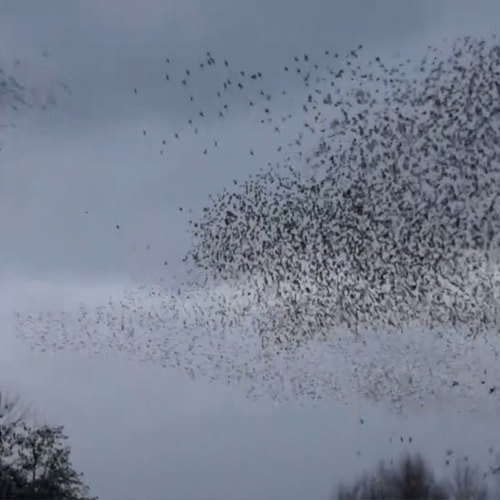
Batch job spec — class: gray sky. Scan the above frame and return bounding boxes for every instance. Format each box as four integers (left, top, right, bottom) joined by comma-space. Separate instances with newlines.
2, 1, 500, 499
0, 0, 441, 283
1, 0, 497, 284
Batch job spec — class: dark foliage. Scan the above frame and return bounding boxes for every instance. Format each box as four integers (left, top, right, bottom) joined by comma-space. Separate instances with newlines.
336, 452, 497, 500
0, 391, 96, 500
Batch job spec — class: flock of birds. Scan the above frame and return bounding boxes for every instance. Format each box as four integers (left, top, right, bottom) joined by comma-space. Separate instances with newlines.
185, 34, 500, 350
13, 33, 500, 410
135, 49, 319, 158
12, 275, 500, 410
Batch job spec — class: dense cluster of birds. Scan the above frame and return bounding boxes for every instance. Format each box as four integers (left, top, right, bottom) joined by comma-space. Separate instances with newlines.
12, 276, 500, 410
13, 34, 500, 410
184, 34, 500, 351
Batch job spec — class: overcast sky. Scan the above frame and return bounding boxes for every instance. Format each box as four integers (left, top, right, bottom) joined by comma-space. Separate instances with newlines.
1, 0, 488, 284
2, 1, 500, 499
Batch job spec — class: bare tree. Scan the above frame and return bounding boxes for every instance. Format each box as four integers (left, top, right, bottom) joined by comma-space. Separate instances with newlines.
0, 53, 69, 135
0, 389, 96, 500
335, 452, 498, 500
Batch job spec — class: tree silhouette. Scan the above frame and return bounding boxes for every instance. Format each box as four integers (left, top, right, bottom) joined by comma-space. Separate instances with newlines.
335, 452, 498, 500
0, 53, 69, 134
0, 390, 96, 500
0, 67, 29, 119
